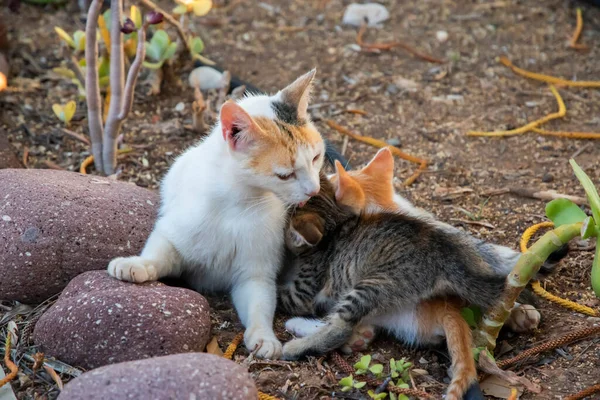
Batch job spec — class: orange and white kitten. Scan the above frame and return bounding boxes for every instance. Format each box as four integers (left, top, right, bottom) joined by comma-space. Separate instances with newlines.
107, 70, 325, 359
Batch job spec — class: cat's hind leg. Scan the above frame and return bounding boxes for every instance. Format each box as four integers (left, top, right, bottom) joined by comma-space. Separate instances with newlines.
108, 228, 182, 283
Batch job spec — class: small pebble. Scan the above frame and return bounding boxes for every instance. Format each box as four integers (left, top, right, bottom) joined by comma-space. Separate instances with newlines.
386, 137, 401, 147
174, 102, 185, 112
342, 3, 389, 27
188, 66, 224, 90
386, 84, 399, 95
411, 369, 429, 376
542, 172, 554, 183
436, 30, 449, 43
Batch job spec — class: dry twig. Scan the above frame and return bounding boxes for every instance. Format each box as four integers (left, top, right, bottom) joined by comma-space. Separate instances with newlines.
499, 56, 600, 87
356, 23, 444, 64
569, 8, 588, 50
531, 127, 600, 140
0, 335, 18, 389
325, 119, 427, 186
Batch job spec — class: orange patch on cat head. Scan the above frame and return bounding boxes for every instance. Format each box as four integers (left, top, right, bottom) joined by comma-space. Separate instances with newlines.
332, 148, 397, 213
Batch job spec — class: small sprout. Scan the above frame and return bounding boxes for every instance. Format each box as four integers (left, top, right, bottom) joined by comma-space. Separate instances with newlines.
52, 100, 77, 126
144, 30, 177, 70
55, 27, 86, 52
173, 0, 213, 16
354, 355, 371, 375
189, 36, 205, 59
338, 375, 366, 392
121, 18, 136, 34
369, 363, 384, 378
367, 390, 387, 400
146, 11, 164, 25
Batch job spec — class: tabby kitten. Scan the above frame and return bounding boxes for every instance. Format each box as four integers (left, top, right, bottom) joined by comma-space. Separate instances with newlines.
278, 174, 509, 364
107, 70, 325, 359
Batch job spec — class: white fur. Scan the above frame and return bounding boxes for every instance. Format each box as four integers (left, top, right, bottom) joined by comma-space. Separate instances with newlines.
108, 89, 324, 359
285, 317, 326, 337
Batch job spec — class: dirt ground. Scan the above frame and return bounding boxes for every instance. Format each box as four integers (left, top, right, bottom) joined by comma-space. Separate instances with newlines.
1, 0, 600, 399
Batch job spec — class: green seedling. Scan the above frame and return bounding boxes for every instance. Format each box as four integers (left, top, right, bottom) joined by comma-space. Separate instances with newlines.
173, 0, 212, 16
144, 30, 177, 70
353, 355, 384, 377
367, 390, 387, 400
389, 393, 409, 400
189, 35, 205, 60
338, 375, 366, 392
460, 305, 482, 329
52, 100, 76, 126
55, 27, 86, 53
389, 358, 412, 383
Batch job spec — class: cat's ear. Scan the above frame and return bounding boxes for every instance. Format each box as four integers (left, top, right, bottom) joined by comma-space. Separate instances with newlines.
288, 213, 324, 250
279, 68, 316, 121
333, 160, 352, 202
220, 100, 262, 151
363, 147, 394, 181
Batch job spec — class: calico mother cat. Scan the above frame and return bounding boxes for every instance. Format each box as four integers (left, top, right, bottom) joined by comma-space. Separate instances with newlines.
107, 69, 325, 359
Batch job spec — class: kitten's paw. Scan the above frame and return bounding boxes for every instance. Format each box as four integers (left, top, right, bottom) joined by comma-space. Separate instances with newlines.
282, 338, 309, 361
244, 328, 282, 360
285, 318, 326, 338
107, 256, 157, 283
340, 324, 376, 354
505, 303, 540, 332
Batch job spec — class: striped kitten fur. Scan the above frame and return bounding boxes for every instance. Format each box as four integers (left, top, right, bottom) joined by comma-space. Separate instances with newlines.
278, 174, 509, 362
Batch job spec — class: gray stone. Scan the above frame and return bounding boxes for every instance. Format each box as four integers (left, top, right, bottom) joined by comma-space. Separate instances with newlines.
0, 169, 158, 303
57, 353, 257, 400
33, 271, 211, 369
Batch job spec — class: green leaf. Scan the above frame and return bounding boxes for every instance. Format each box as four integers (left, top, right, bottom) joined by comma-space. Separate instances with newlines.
98, 56, 110, 78
52, 67, 76, 79
389, 393, 397, 400
570, 159, 600, 228
546, 198, 587, 227
192, 0, 212, 16
397, 382, 409, 389
102, 9, 112, 31
592, 237, 600, 297
581, 217, 598, 240
339, 375, 353, 388
369, 364, 384, 375
398, 395, 409, 400
99, 76, 110, 88
190, 36, 205, 55
341, 386, 352, 392
472, 347, 485, 362
460, 307, 477, 329
145, 42, 162, 62
163, 42, 178, 61
354, 381, 366, 389
354, 355, 371, 372
151, 30, 170, 53
143, 60, 165, 70
130, 5, 142, 28
172, 4, 189, 14
54, 27, 75, 48
73, 30, 85, 52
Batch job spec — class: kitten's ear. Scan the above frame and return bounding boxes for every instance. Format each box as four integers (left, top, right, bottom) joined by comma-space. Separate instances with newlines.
287, 214, 324, 250
279, 68, 316, 121
363, 147, 394, 181
333, 160, 351, 202
220, 100, 262, 151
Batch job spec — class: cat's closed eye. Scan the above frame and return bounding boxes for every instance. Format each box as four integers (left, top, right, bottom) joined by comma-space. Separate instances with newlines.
276, 172, 296, 181
313, 153, 321, 164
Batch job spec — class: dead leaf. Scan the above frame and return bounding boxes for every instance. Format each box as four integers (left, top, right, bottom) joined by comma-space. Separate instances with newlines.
480, 375, 523, 399
205, 336, 223, 356
7, 321, 18, 345
478, 350, 541, 394
44, 366, 63, 390
433, 186, 473, 200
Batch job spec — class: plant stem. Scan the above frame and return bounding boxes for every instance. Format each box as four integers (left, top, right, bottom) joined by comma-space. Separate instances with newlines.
473, 222, 583, 350
138, 0, 190, 53
103, 0, 125, 175
118, 23, 147, 120
592, 236, 600, 297
84, 0, 105, 173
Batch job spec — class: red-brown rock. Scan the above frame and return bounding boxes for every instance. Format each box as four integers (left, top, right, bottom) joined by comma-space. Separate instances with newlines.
0, 169, 158, 303
33, 271, 211, 369
57, 353, 257, 400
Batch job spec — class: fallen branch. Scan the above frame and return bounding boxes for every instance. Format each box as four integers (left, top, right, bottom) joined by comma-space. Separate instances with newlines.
531, 127, 600, 140
569, 8, 588, 50
508, 187, 588, 206
499, 56, 600, 88
467, 85, 565, 137
61, 128, 91, 145
356, 23, 444, 64
325, 119, 427, 186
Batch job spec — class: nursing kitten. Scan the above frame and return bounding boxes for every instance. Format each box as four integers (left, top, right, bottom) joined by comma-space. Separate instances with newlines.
278, 174, 509, 365
107, 69, 325, 359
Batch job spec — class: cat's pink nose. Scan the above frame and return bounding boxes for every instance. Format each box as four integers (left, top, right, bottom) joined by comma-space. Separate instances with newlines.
305, 189, 319, 197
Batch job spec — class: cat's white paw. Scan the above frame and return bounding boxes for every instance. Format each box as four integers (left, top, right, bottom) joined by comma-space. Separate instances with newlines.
340, 324, 376, 354
244, 328, 282, 360
107, 256, 157, 283
285, 317, 326, 338
282, 338, 308, 361
506, 303, 541, 332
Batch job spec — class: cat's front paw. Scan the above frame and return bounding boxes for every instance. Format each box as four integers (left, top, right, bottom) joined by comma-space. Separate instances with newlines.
505, 303, 540, 332
282, 338, 308, 361
285, 317, 326, 338
107, 256, 157, 283
340, 324, 376, 354
244, 328, 282, 360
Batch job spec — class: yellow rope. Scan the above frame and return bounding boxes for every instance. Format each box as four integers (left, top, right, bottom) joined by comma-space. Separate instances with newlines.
520, 221, 599, 316
222, 332, 280, 400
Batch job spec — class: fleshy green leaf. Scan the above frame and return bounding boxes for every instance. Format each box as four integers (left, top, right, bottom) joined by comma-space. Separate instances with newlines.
145, 42, 162, 62
143, 60, 165, 70
54, 27, 74, 47
172, 4, 189, 14
460, 307, 477, 329
398, 395, 409, 400
151, 30, 170, 52
102, 9, 112, 31
130, 5, 142, 28
546, 198, 587, 227
581, 217, 598, 240
192, 0, 212, 16
52, 67, 76, 79
354, 355, 371, 372
52, 104, 64, 121
63, 100, 76, 123
73, 30, 85, 52
341, 386, 352, 392
354, 381, 366, 389
98, 57, 110, 78
570, 159, 600, 228
397, 382, 409, 389
389, 393, 397, 400
163, 42, 178, 61
339, 375, 353, 388
190, 36, 205, 55
592, 238, 600, 297
369, 364, 384, 375
472, 346, 485, 362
